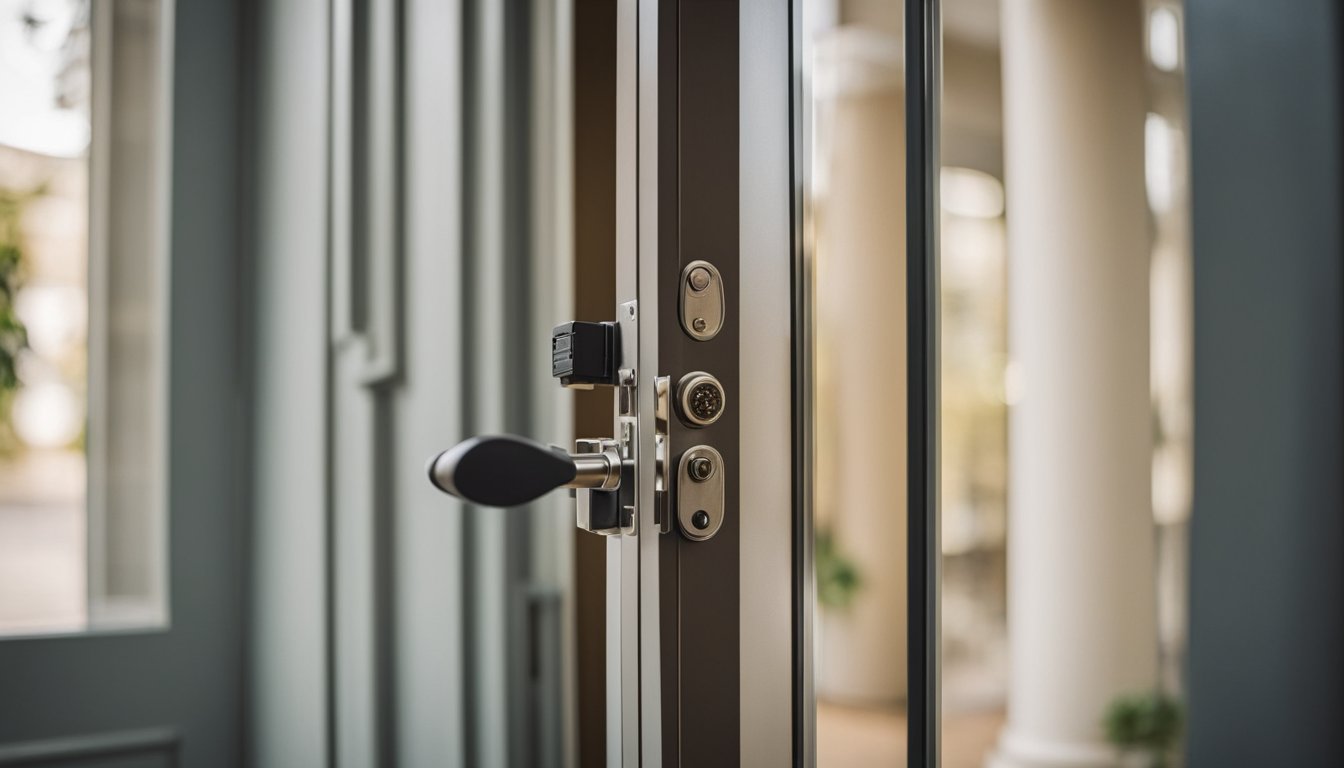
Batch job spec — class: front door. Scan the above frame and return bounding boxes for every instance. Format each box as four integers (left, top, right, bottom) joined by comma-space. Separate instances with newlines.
429, 0, 941, 765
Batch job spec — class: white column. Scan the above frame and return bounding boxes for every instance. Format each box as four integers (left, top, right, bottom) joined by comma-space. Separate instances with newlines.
991, 1, 1156, 766
813, 32, 907, 705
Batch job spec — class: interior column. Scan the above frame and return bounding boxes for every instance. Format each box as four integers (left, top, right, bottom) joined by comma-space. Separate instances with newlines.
990, 1, 1156, 765
813, 37, 907, 706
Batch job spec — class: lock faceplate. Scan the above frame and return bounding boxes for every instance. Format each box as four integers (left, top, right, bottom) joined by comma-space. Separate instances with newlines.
677, 445, 725, 541
679, 260, 725, 341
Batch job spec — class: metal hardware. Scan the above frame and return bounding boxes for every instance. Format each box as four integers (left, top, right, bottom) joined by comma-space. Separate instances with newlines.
427, 301, 643, 536
688, 267, 712, 292
654, 375, 671, 532
677, 445, 725, 541
571, 438, 623, 490
574, 437, 632, 536
679, 259, 725, 341
676, 371, 726, 427
688, 456, 713, 481
552, 321, 620, 388
427, 434, 621, 508
615, 300, 640, 535
423, 431, 635, 535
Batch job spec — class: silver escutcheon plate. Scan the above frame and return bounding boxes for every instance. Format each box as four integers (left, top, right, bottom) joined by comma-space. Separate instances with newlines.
676, 445, 725, 541
679, 259, 725, 341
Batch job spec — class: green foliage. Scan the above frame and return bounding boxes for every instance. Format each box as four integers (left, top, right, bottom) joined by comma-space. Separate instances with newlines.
1104, 691, 1183, 768
0, 191, 30, 394
0, 187, 34, 456
815, 527, 862, 610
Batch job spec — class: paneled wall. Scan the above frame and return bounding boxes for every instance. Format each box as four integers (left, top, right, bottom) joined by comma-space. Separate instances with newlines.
248, 1, 574, 765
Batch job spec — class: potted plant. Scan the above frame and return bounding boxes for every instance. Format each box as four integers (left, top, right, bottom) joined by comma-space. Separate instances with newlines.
815, 527, 862, 611
1104, 691, 1183, 768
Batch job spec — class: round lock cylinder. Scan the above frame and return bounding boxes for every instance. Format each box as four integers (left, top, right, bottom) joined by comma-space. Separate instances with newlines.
676, 371, 726, 427
688, 456, 714, 481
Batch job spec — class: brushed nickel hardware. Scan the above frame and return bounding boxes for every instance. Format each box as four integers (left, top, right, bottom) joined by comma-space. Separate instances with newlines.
677, 371, 726, 427
677, 445, 725, 541
680, 259, 725, 341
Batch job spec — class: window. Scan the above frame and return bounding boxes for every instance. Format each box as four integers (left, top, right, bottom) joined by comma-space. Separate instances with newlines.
0, 0, 168, 635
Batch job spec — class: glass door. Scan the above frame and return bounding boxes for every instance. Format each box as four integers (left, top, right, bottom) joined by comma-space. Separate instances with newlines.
933, 2, 1194, 766
797, 0, 938, 765
799, 1, 1197, 766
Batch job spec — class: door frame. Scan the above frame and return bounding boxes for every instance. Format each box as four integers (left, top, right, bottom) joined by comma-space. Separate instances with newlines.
605, 0, 795, 763
786, 0, 942, 766
903, 0, 941, 765
597, 0, 943, 764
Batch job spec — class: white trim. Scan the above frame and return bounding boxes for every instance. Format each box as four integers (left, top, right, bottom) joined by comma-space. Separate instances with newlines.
85, 0, 173, 632
739, 1, 795, 764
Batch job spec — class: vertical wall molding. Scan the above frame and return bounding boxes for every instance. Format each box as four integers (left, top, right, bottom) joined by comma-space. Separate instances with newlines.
327, 0, 405, 765
529, 2, 577, 766
250, 0, 571, 765
395, 0, 468, 762
249, 0, 333, 762
459, 2, 573, 766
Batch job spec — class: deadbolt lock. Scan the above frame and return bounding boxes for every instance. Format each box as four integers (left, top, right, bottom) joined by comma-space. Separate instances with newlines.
677, 371, 726, 427
680, 260, 725, 341
677, 445, 725, 541
688, 456, 714, 481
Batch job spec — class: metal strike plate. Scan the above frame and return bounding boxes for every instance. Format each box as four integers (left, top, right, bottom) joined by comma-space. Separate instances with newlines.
677, 445, 725, 541
680, 260, 725, 341
614, 300, 639, 535
654, 376, 671, 533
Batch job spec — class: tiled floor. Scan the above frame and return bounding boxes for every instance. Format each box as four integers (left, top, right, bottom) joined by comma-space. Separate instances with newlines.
817, 702, 1004, 768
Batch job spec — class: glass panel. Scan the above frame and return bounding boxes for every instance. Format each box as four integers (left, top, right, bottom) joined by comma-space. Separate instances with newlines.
0, 0, 167, 635
805, 0, 909, 763
939, 0, 1192, 765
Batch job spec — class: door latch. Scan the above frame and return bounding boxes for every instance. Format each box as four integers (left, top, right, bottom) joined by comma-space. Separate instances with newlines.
426, 303, 652, 537
427, 301, 720, 541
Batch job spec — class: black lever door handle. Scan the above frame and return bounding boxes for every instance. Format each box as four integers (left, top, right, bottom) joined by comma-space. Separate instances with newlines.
427, 434, 620, 507
427, 435, 575, 507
